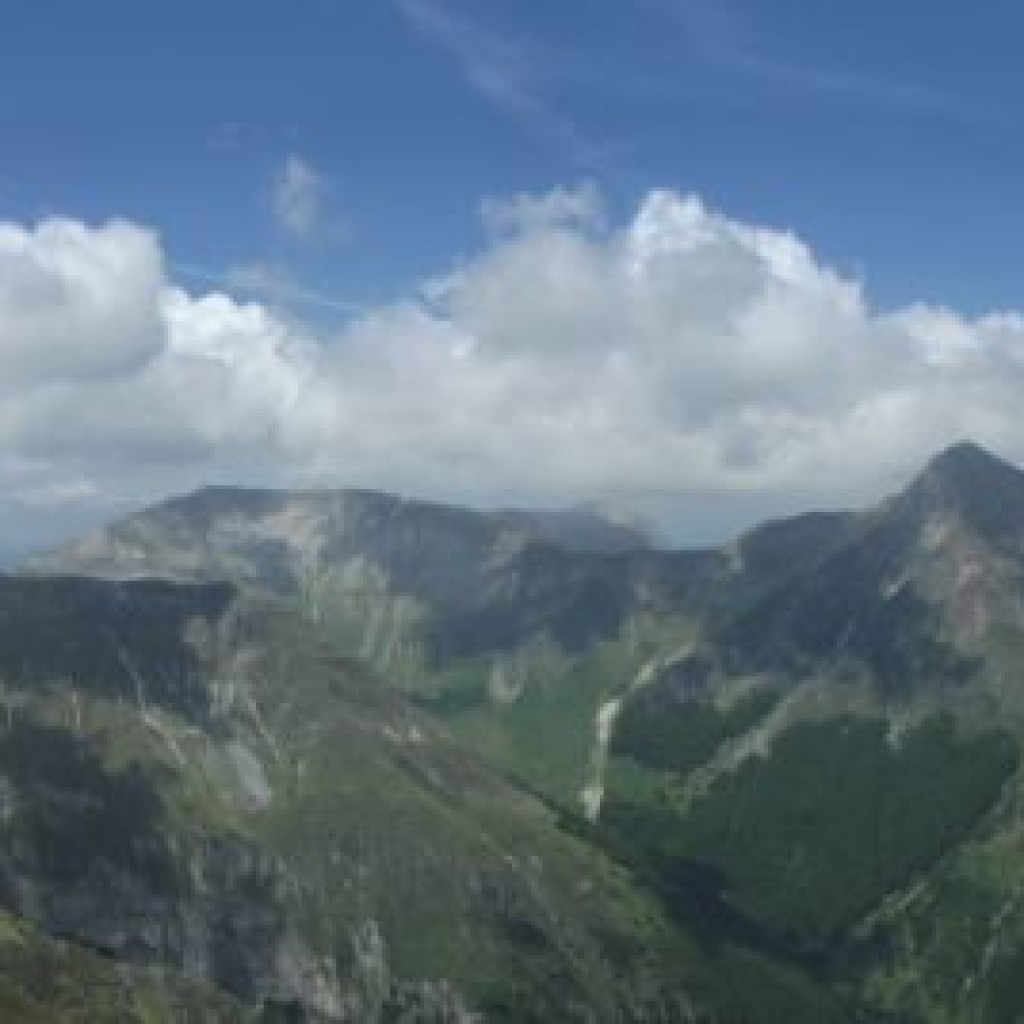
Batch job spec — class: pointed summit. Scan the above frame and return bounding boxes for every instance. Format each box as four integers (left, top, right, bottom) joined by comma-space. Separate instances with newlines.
920, 440, 1020, 486
905, 440, 1024, 543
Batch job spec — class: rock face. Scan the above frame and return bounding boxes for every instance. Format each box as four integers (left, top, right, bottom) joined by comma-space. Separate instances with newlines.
0, 575, 713, 1021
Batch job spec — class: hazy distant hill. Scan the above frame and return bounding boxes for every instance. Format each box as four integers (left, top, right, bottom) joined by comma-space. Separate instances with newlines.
493, 502, 655, 554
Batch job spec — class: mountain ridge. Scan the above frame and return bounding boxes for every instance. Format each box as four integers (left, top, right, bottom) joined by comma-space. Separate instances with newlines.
17, 438, 1024, 1022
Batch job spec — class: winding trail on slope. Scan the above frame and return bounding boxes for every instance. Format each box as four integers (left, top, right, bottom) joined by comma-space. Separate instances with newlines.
579, 651, 682, 822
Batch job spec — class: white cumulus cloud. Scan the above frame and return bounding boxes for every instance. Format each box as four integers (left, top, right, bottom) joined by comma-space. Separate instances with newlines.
0, 219, 165, 388
3, 185, 1024, 548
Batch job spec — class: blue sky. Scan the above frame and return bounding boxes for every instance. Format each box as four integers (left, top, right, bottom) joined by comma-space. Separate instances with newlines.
2, 0, 1021, 313
2, 0, 1024, 551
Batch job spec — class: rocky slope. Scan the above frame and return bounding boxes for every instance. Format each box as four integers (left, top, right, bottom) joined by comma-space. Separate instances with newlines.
0, 572, 860, 1021
599, 442, 1024, 1023
26, 440, 1024, 1021
27, 486, 717, 804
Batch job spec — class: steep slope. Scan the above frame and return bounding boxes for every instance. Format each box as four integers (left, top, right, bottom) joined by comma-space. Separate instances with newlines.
0, 905, 249, 1023
27, 487, 721, 805
29, 445, 1024, 806
600, 442, 1024, 1023
710, 442, 1024, 690
30, 442, 1024, 1020
0, 572, 861, 1021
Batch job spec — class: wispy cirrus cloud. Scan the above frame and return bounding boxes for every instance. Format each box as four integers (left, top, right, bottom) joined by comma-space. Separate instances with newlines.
394, 0, 605, 167
173, 261, 366, 316
657, 0, 998, 127
225, 264, 368, 315
397, 0, 1000, 190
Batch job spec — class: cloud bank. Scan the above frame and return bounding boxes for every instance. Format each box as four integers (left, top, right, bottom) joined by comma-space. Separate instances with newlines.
2, 186, 1023, 545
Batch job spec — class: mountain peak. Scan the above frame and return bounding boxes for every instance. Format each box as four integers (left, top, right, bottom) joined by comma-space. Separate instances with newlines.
914, 440, 1021, 496
923, 439, 1015, 480
904, 440, 1024, 542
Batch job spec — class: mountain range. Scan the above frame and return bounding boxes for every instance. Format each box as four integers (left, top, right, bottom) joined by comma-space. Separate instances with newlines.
5, 440, 1024, 1020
